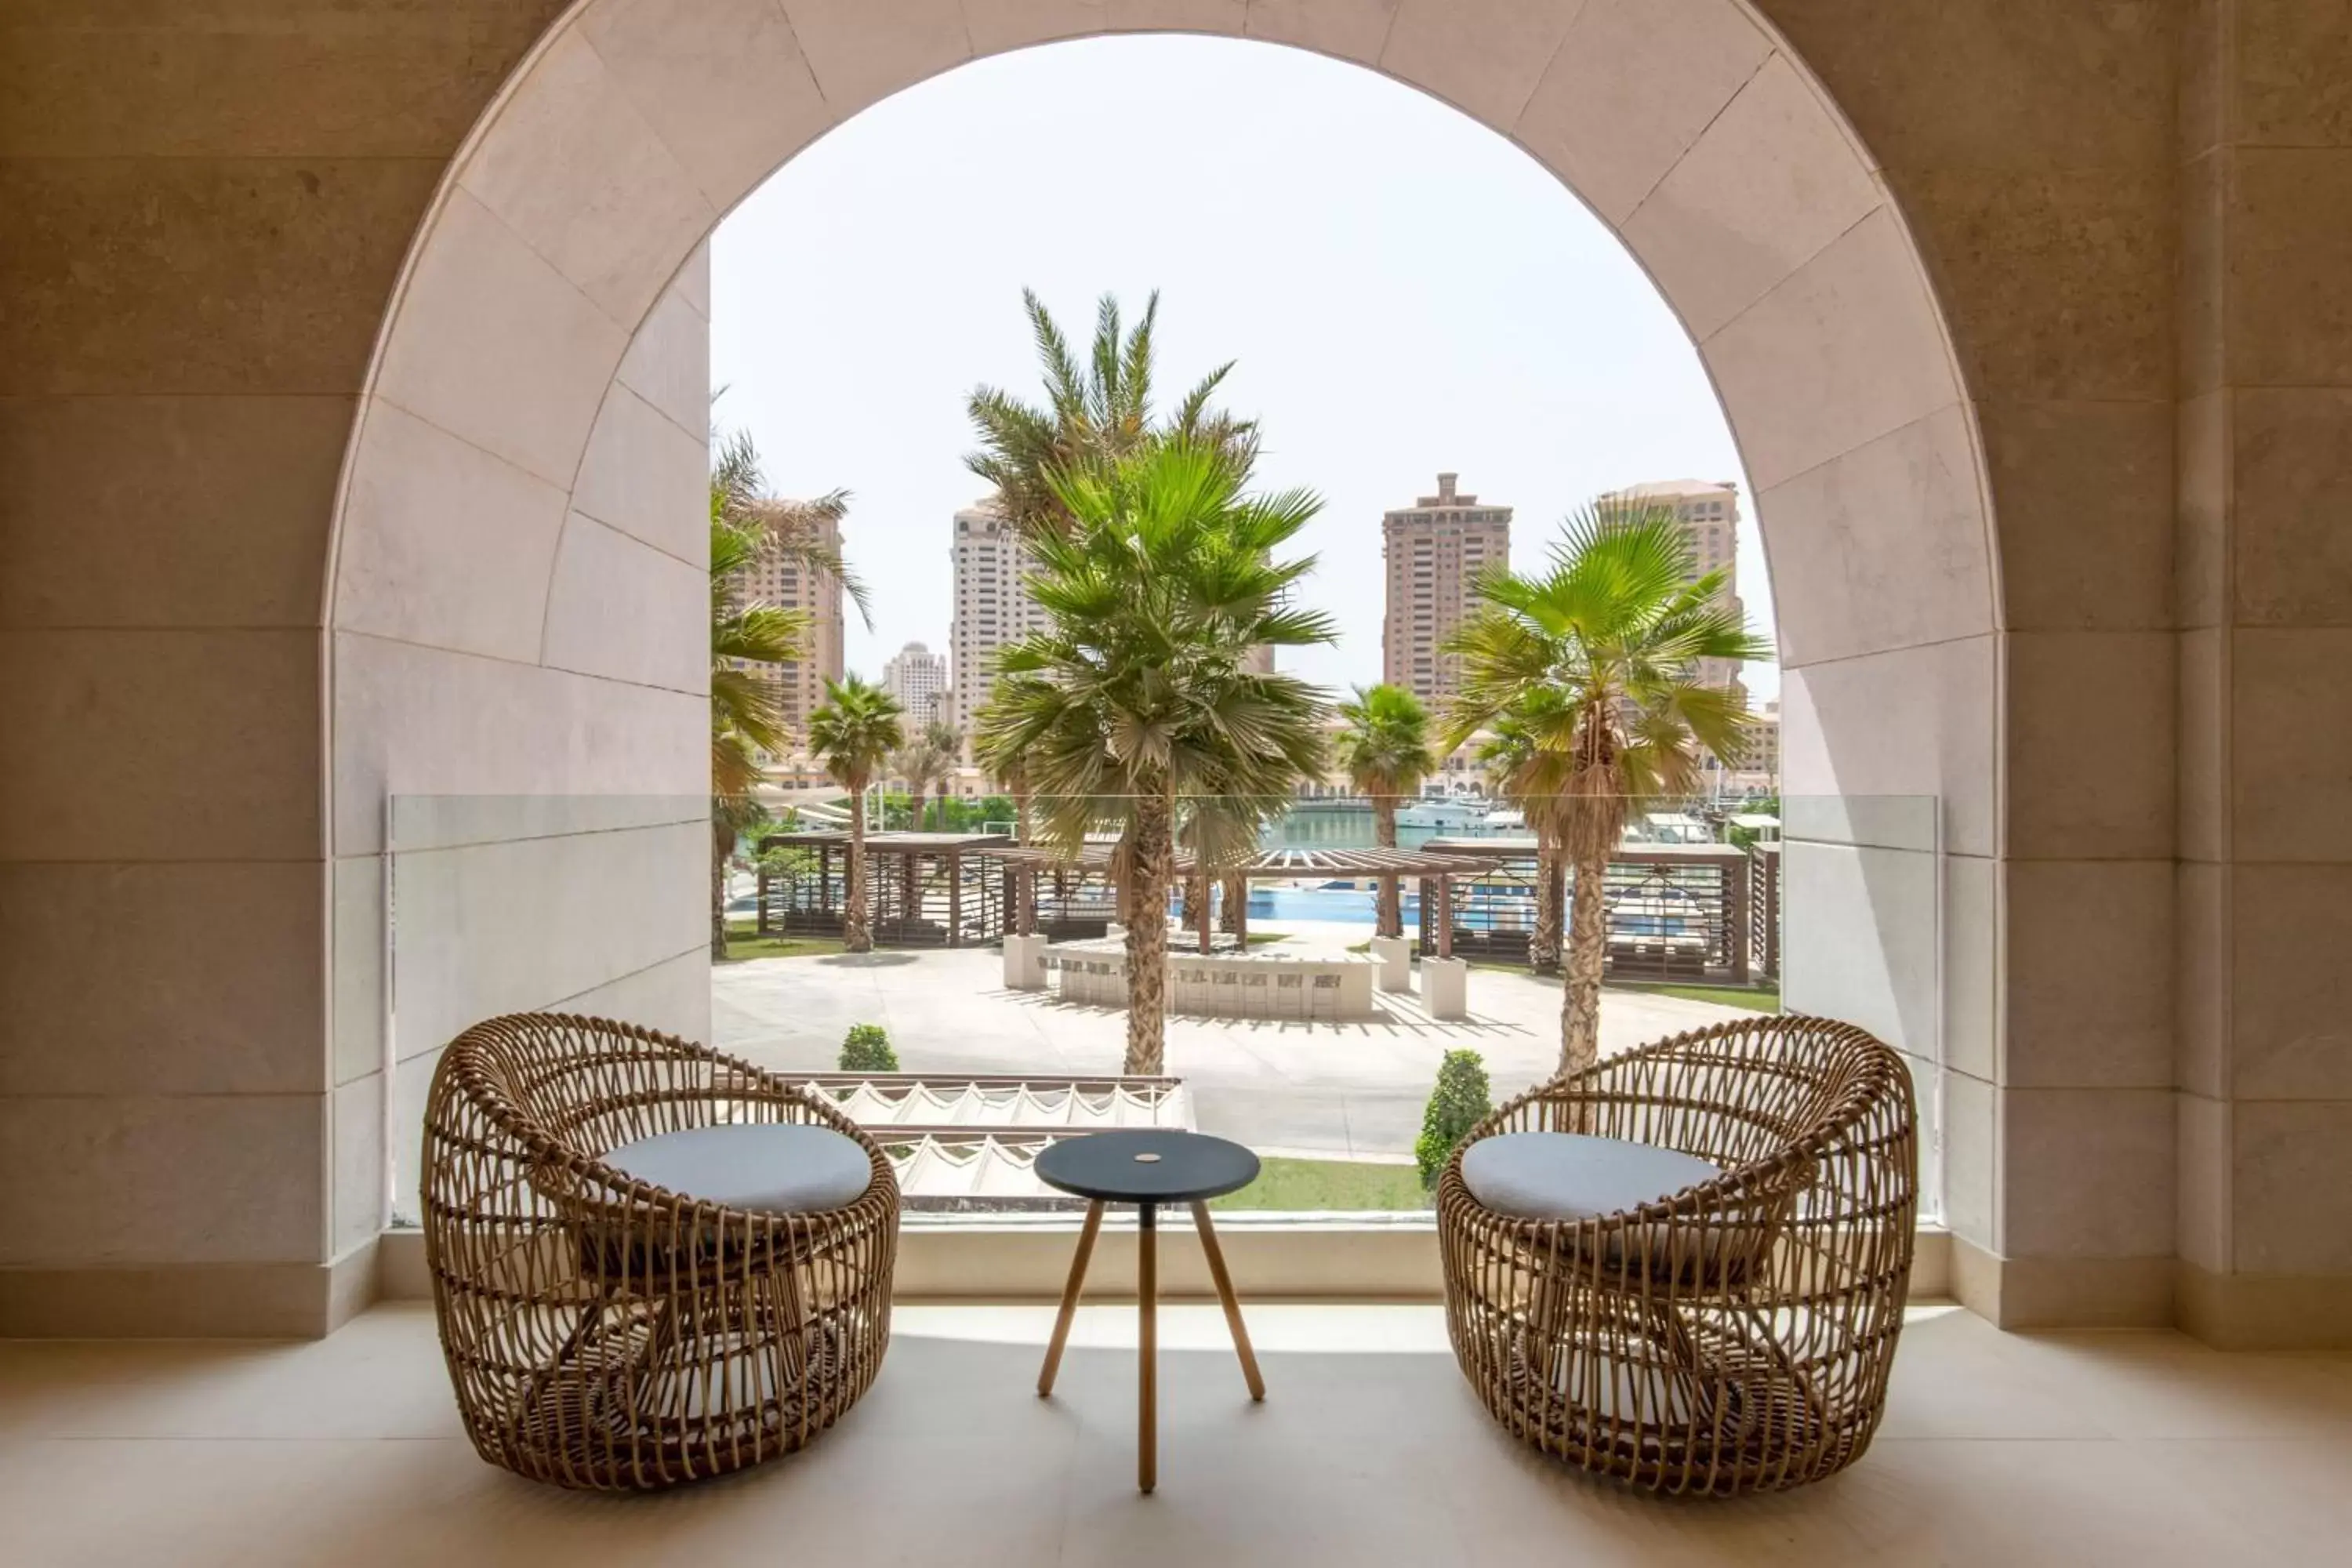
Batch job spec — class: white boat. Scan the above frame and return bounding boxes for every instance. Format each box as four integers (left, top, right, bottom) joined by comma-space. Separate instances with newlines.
1482, 807, 1525, 830
1396, 798, 1490, 831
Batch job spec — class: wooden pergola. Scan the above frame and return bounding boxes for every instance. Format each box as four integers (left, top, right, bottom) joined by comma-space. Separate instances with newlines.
991, 842, 1500, 954
755, 829, 1015, 947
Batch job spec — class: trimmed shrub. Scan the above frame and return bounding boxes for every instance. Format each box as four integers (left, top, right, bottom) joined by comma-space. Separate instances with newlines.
1414, 1048, 1492, 1189
839, 1023, 898, 1073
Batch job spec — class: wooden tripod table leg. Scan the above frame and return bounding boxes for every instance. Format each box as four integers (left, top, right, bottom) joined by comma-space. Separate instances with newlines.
1138, 1202, 1157, 1494
1191, 1200, 1265, 1400
1037, 1200, 1103, 1397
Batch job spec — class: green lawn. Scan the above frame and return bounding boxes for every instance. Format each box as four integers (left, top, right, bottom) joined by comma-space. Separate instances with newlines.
1610, 981, 1780, 1013
718, 926, 846, 962
1208, 1156, 1430, 1212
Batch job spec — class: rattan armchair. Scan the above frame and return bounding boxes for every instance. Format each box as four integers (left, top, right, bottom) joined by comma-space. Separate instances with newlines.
422, 1013, 899, 1490
1437, 1014, 1916, 1495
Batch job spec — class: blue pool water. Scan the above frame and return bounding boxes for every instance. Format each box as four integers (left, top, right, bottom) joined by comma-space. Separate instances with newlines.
1241, 886, 1418, 924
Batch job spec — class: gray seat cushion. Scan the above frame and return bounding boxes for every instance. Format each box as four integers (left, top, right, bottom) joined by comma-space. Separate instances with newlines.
602, 1123, 872, 1214
1460, 1131, 1722, 1222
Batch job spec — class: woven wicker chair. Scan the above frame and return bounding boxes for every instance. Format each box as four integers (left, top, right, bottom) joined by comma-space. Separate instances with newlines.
422, 1013, 899, 1490
1437, 1014, 1916, 1496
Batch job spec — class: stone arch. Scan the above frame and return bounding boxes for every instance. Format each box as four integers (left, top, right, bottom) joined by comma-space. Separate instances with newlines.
328, 1, 1998, 1226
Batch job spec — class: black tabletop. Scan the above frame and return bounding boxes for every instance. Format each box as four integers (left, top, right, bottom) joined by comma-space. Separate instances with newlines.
1034, 1130, 1261, 1205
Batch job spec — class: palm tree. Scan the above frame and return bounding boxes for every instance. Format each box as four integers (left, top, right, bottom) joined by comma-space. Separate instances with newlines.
966, 289, 1260, 543
976, 439, 1334, 1073
1334, 684, 1436, 940
805, 676, 906, 954
1443, 502, 1769, 1076
971, 695, 1036, 934
706, 428, 868, 958
1473, 690, 1577, 975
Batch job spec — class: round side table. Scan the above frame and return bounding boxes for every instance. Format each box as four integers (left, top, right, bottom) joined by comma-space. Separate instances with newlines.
1032, 1129, 1264, 1494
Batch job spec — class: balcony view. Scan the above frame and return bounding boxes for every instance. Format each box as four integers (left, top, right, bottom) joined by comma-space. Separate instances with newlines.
6, 3, 2350, 1563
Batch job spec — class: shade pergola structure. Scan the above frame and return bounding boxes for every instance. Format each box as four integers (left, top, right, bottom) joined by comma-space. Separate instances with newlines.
1421, 836, 1759, 984
993, 842, 1501, 955
755, 830, 1014, 948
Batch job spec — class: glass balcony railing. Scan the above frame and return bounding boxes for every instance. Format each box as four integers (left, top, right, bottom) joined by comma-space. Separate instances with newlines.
378, 790, 1945, 1227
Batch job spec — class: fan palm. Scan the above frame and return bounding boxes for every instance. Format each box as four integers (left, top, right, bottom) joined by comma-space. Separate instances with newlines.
1334, 684, 1436, 940
1443, 502, 1769, 1075
805, 677, 905, 953
965, 289, 1259, 543
977, 438, 1334, 1074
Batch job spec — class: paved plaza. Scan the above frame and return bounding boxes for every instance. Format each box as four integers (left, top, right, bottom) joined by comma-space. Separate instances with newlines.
713, 924, 1744, 1160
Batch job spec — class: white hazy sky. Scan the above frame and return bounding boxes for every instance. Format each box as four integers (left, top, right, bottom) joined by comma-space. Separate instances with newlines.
712, 34, 1775, 702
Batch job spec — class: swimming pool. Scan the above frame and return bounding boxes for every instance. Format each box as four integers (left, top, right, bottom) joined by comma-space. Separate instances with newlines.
1242, 886, 1417, 924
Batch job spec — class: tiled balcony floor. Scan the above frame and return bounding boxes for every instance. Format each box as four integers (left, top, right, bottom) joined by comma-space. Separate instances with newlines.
5, 1301, 2350, 1566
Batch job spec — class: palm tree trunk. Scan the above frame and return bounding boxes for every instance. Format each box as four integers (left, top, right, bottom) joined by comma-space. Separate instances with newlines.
1374, 796, 1400, 940
1219, 873, 1245, 935
1123, 793, 1173, 1076
908, 784, 924, 837
710, 813, 733, 960
844, 786, 873, 953
1560, 848, 1608, 1075
1530, 832, 1564, 975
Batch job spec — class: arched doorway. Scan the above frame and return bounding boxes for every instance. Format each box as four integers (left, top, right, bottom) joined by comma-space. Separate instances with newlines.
328, 1, 1995, 1269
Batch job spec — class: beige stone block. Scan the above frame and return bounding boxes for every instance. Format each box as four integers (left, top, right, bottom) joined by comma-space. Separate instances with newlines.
0, 1258, 362, 1338
1244, 0, 1399, 64
1623, 54, 1882, 340
1778, 633, 1998, 858
1377, 0, 1581, 130
965, 0, 1112, 53
2178, 149, 2227, 400
2175, 858, 2228, 1099
1758, 401, 1994, 668
1107, 0, 1249, 33
2230, 863, 2352, 1101
2000, 1087, 2174, 1260
389, 822, 706, 1059
1753, 0, 2173, 172
2176, 390, 2228, 630
332, 399, 569, 665
2176, 1261, 2352, 1350
2177, 626, 2227, 864
540, 513, 709, 694
2001, 859, 2173, 1090
615, 286, 711, 438
2232, 628, 2352, 862
2005, 631, 2176, 862
0, 3, 548, 158
1981, 398, 2172, 632
1980, 1251, 2175, 1330
372, 190, 630, 488
2238, 0, 2352, 147
1700, 207, 1961, 492
456, 30, 716, 329
0, 1094, 325, 1268
2177, 0, 2229, 162
0, 157, 439, 397
1944, 853, 1998, 1083
0, 395, 343, 629
554, 947, 713, 1045
0, 862, 323, 1098
332, 1073, 386, 1257
580, 0, 835, 212
330, 631, 707, 856
2229, 147, 2352, 387
1941, 1068, 1996, 1250
2232, 1098, 2352, 1274
569, 383, 710, 564
782, 0, 973, 118
0, 629, 318, 862
1512, 0, 1773, 226
2232, 387, 2352, 627
675, 239, 711, 318
332, 855, 386, 1089
2176, 1091, 2229, 1274
1901, 165, 2173, 402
